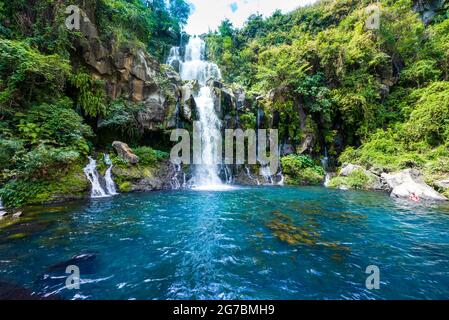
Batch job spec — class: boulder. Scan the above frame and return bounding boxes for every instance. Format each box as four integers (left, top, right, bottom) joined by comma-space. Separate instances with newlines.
297, 133, 314, 155
340, 163, 365, 176
382, 169, 447, 201
435, 179, 449, 189
181, 82, 198, 121
112, 141, 139, 164
0, 211, 8, 219
12, 211, 22, 219
338, 163, 387, 191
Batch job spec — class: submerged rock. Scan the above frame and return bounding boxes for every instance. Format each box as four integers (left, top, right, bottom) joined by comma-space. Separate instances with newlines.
0, 281, 58, 300
382, 169, 447, 201
47, 253, 97, 273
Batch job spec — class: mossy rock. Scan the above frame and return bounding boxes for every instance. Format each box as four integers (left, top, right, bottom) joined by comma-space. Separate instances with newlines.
118, 181, 133, 193
0, 164, 89, 207
328, 169, 377, 190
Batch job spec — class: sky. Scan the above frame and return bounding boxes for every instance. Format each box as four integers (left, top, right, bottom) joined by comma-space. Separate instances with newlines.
184, 0, 319, 35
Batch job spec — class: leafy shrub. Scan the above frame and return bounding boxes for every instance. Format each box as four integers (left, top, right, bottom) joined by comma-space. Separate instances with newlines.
98, 100, 145, 140
0, 164, 88, 207
16, 100, 93, 152
133, 146, 169, 166
281, 154, 324, 185
0, 138, 24, 172
403, 81, 449, 146
69, 70, 106, 117
13, 145, 81, 179
118, 181, 133, 193
0, 39, 70, 112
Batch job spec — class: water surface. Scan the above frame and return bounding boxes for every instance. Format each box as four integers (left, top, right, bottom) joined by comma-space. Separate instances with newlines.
1, 186, 449, 300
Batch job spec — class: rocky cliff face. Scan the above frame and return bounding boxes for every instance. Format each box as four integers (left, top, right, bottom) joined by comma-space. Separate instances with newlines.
413, 0, 447, 24
76, 11, 182, 131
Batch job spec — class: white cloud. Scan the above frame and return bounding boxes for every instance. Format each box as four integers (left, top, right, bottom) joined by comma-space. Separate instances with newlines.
184, 0, 318, 35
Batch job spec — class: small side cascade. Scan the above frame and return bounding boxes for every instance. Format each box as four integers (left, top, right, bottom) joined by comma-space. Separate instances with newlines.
221, 165, 233, 184
171, 163, 188, 189
321, 146, 332, 187
260, 165, 274, 185
244, 166, 260, 185
0, 197, 4, 209
277, 171, 285, 186
84, 157, 108, 198
166, 46, 182, 70
324, 173, 332, 187
83, 156, 118, 198
104, 154, 118, 195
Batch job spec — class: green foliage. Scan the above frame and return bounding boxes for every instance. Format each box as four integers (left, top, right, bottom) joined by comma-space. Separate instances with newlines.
0, 164, 88, 207
0, 39, 70, 113
403, 81, 449, 146
97, 0, 190, 59
12, 144, 81, 179
99, 100, 145, 140
16, 101, 93, 150
69, 70, 106, 117
238, 111, 256, 130
133, 146, 169, 166
328, 169, 372, 190
118, 181, 133, 193
281, 154, 325, 185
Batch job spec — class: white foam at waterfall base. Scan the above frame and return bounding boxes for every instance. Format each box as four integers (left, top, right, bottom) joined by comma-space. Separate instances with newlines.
177, 36, 233, 191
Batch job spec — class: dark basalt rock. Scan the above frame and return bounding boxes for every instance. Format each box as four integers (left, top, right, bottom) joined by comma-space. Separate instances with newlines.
0, 281, 58, 300
75, 9, 182, 132
46, 253, 97, 274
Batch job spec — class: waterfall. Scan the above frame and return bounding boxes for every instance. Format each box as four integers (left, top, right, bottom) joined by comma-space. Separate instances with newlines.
84, 157, 108, 198
83, 155, 118, 198
321, 146, 332, 187
103, 154, 118, 195
176, 36, 228, 190
104, 166, 118, 195
0, 197, 3, 209
324, 173, 332, 187
166, 46, 182, 71
260, 165, 274, 185
321, 146, 329, 170
171, 163, 182, 190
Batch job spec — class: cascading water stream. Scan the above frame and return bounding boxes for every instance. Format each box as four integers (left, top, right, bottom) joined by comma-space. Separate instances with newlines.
84, 157, 108, 198
83, 155, 118, 198
321, 146, 332, 187
173, 36, 231, 190
104, 154, 118, 195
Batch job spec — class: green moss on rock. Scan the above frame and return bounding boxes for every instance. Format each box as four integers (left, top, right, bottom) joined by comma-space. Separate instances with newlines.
328, 169, 374, 190
0, 164, 89, 208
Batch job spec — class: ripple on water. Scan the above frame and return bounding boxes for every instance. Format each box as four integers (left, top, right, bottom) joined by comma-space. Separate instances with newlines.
1, 186, 449, 299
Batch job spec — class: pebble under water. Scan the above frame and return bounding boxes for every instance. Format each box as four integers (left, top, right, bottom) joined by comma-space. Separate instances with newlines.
1, 186, 449, 300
